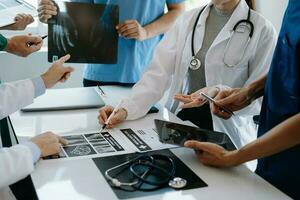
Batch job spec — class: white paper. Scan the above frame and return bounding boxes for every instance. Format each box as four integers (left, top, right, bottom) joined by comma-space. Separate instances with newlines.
44, 128, 176, 160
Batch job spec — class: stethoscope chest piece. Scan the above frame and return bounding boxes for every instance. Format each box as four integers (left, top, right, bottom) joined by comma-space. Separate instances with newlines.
190, 56, 201, 70
168, 177, 187, 189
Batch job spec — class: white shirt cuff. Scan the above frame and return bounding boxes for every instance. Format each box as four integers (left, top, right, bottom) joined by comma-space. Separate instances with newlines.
31, 77, 46, 98
20, 141, 41, 164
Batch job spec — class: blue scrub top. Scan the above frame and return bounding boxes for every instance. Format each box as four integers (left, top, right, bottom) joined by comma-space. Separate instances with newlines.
72, 0, 184, 83
256, 0, 300, 198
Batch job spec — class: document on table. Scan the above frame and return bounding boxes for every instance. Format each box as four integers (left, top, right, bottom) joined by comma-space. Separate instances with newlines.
44, 128, 176, 160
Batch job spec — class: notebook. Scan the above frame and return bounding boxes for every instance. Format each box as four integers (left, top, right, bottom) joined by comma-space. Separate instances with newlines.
0, 0, 37, 28
21, 87, 105, 112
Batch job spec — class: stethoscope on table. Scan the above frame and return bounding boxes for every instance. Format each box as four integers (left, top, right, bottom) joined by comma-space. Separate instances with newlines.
190, 6, 254, 70
105, 154, 187, 191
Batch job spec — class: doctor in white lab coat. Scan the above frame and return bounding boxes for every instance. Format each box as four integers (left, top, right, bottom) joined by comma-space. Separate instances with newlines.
0, 36, 73, 199
99, 0, 277, 151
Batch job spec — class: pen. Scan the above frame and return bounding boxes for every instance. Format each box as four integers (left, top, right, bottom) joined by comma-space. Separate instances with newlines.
97, 85, 106, 96
100, 101, 123, 133
27, 35, 48, 47
200, 92, 235, 116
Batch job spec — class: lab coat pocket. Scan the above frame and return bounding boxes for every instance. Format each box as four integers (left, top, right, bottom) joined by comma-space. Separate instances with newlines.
223, 29, 251, 68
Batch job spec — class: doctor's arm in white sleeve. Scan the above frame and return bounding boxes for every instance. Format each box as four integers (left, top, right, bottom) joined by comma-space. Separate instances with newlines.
0, 54, 74, 119
98, 17, 183, 126
119, 19, 182, 120
0, 132, 68, 188
0, 77, 46, 120
0, 55, 73, 188
0, 142, 40, 188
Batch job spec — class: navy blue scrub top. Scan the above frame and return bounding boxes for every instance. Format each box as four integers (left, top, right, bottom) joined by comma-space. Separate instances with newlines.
256, 0, 300, 199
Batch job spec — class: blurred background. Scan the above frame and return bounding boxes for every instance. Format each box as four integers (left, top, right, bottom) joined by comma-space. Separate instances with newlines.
0, 0, 288, 89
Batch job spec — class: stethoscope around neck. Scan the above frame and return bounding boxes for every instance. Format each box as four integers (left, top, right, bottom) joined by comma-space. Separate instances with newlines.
190, 5, 254, 70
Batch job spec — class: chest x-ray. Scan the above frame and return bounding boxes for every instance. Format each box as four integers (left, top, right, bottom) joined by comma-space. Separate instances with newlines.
48, 1, 119, 64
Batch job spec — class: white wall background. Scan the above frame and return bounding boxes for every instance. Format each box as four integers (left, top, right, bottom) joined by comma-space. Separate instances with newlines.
256, 0, 288, 31
0, 49, 84, 88
0, 0, 289, 88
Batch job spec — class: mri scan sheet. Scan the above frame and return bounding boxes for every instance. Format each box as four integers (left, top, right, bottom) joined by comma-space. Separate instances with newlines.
44, 128, 176, 160
48, 2, 119, 64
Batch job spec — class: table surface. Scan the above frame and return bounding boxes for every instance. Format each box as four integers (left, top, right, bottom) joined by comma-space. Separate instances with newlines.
10, 86, 290, 200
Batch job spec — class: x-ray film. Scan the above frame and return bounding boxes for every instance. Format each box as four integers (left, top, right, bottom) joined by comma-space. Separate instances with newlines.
48, 2, 119, 64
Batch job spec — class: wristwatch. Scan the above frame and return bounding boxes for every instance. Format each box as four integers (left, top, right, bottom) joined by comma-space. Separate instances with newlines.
0, 34, 8, 51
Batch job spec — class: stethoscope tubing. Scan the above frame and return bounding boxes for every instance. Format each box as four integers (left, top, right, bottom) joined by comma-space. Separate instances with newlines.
191, 5, 254, 58
130, 158, 176, 186
105, 154, 176, 189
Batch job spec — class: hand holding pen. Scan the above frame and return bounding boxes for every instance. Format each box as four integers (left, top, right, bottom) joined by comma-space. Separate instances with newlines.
98, 101, 128, 132
27, 35, 48, 47
5, 35, 43, 57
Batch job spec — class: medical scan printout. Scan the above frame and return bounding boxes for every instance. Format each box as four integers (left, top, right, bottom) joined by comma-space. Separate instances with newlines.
48, 2, 119, 64
44, 128, 176, 160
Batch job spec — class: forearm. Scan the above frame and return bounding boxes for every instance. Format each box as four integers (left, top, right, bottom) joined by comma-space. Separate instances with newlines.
235, 113, 300, 164
0, 78, 45, 119
144, 4, 185, 39
120, 18, 180, 119
246, 75, 267, 102
0, 145, 35, 188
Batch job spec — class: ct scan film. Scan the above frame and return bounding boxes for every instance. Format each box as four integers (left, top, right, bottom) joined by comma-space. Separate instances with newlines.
48, 2, 119, 64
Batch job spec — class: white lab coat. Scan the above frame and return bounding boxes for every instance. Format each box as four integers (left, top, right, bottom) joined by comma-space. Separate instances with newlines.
0, 79, 37, 200
120, 0, 277, 149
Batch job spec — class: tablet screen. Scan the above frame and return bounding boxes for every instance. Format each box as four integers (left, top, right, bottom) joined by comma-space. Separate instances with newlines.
155, 120, 236, 151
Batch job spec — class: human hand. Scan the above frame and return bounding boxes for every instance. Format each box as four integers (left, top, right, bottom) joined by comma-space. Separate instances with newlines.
116, 20, 148, 41
184, 140, 240, 168
0, 14, 34, 30
5, 35, 43, 57
174, 87, 220, 109
31, 132, 68, 158
98, 105, 128, 128
38, 0, 58, 23
211, 88, 252, 119
41, 54, 74, 88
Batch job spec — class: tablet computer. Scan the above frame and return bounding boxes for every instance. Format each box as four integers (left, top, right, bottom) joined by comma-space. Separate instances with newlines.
154, 119, 236, 151
21, 87, 105, 112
